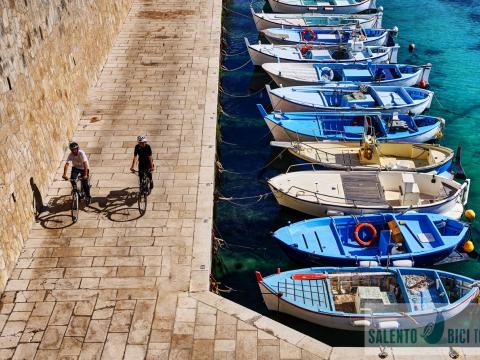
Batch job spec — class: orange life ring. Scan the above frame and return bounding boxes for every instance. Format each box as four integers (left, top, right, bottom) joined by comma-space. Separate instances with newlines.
354, 223, 378, 247
301, 28, 316, 42
300, 44, 313, 55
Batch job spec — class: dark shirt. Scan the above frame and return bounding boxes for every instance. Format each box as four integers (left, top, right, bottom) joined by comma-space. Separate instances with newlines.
134, 144, 152, 169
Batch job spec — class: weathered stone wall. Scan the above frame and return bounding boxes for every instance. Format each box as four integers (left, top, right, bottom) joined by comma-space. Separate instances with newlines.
0, 0, 131, 291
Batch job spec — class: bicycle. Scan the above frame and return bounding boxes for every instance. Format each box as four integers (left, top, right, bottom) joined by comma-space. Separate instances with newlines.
64, 175, 91, 223
132, 169, 152, 214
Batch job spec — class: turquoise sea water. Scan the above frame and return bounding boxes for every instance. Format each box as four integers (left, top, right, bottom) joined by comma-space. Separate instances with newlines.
216, 0, 480, 345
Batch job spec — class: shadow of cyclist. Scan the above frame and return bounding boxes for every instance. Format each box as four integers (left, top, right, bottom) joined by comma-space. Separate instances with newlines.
36, 194, 76, 229
30, 177, 45, 221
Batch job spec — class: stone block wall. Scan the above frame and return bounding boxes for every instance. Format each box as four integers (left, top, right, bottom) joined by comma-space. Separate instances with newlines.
0, 0, 132, 291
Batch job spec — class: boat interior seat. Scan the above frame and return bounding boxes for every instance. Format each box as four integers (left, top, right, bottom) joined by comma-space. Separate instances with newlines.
310, 50, 334, 61
398, 87, 415, 104
378, 230, 391, 256
384, 190, 401, 204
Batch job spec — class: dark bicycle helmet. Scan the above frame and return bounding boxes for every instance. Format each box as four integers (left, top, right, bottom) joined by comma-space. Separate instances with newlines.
69, 142, 79, 150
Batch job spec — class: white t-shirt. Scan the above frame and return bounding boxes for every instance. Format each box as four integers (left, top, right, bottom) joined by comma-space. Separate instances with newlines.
67, 150, 89, 170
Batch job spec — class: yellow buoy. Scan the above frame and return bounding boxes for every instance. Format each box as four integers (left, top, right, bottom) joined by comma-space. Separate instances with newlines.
463, 240, 475, 253
465, 209, 476, 221
436, 131, 443, 139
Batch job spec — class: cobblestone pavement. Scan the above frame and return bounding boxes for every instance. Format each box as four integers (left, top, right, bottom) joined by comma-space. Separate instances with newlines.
1, 0, 477, 359
0, 0, 330, 359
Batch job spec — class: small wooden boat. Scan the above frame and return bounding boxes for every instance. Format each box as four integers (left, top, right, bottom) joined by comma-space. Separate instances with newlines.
262, 27, 394, 47
256, 266, 480, 330
268, 0, 375, 14
274, 136, 455, 174
267, 170, 470, 219
257, 105, 445, 143
266, 84, 434, 115
273, 212, 470, 266
246, 38, 399, 66
262, 62, 432, 87
251, 7, 383, 31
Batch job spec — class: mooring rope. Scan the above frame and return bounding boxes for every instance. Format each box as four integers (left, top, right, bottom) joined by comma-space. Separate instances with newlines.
221, 58, 252, 72
216, 147, 288, 175
433, 95, 478, 121
222, 5, 253, 20
219, 81, 271, 98
221, 48, 249, 57
216, 191, 272, 207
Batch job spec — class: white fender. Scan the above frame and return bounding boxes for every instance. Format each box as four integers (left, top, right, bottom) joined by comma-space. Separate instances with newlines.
391, 259, 413, 267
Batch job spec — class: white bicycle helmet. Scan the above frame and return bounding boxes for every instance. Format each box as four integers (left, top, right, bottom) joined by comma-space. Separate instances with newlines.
137, 135, 147, 143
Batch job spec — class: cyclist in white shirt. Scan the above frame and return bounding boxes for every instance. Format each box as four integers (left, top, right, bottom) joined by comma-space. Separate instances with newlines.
62, 142, 91, 204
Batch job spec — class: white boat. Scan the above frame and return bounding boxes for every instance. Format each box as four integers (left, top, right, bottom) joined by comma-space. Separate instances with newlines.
246, 38, 399, 66
268, 0, 376, 14
251, 7, 383, 31
257, 266, 480, 331
266, 84, 434, 115
267, 169, 470, 219
262, 62, 432, 87
261, 27, 392, 47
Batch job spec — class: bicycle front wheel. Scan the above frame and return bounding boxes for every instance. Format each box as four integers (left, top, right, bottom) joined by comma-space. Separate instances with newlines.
138, 191, 147, 215
71, 191, 79, 223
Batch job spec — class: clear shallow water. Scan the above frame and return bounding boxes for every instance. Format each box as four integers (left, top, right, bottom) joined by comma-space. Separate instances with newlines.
216, 0, 480, 346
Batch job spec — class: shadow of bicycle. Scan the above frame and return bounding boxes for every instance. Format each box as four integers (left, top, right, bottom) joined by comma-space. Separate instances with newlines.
36, 195, 78, 229
101, 188, 144, 222
37, 187, 143, 229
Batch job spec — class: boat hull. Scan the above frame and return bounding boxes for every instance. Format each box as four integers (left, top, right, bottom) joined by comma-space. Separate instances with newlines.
276, 239, 460, 267
258, 280, 478, 331
267, 180, 468, 220
267, 88, 433, 115
268, 0, 373, 14
246, 40, 398, 66
251, 11, 383, 31
264, 65, 430, 87
263, 30, 388, 47
264, 118, 442, 143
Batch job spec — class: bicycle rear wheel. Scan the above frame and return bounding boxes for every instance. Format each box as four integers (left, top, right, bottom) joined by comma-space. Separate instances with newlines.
138, 191, 147, 215
71, 191, 79, 223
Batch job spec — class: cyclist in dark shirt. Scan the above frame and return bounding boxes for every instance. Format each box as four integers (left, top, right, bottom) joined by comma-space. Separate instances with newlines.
130, 135, 154, 190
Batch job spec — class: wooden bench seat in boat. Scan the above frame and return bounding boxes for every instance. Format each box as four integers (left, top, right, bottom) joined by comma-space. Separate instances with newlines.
341, 173, 386, 206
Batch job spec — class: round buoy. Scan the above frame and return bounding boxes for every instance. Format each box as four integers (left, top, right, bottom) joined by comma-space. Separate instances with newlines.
392, 26, 399, 34
409, 43, 416, 53
464, 240, 475, 253
378, 6, 384, 12
465, 209, 476, 221
418, 79, 427, 89
436, 131, 443, 139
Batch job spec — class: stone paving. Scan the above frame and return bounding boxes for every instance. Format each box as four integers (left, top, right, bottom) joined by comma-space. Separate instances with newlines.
2, 0, 480, 359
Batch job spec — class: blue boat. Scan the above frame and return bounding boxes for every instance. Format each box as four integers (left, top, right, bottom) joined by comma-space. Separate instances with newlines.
256, 266, 480, 330
262, 27, 394, 47
257, 105, 445, 143
273, 212, 469, 267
